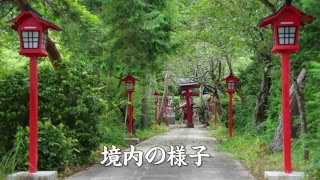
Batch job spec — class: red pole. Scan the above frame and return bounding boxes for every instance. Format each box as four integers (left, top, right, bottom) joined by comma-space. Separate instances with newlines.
214, 101, 217, 128
207, 103, 211, 124
181, 108, 184, 124
154, 101, 158, 126
128, 92, 133, 138
282, 52, 292, 173
186, 89, 193, 127
228, 93, 233, 137
29, 57, 38, 173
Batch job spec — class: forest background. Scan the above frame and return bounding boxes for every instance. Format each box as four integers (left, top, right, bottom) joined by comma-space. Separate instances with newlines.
0, 0, 319, 178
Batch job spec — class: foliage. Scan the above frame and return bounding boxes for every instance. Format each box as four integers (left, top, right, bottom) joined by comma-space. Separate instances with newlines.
14, 121, 77, 171
208, 123, 229, 141
166, 0, 320, 178
39, 61, 104, 164
0, 126, 27, 176
101, 0, 175, 75
0, 0, 319, 178
0, 71, 29, 156
0, 60, 105, 168
0, 0, 174, 173
0, 120, 76, 176
135, 125, 168, 141
209, 126, 312, 178
302, 61, 320, 177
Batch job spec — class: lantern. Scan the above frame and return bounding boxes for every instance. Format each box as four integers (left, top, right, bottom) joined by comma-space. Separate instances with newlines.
7, 7, 61, 174
258, 4, 314, 54
258, 2, 315, 175
121, 75, 138, 92
7, 8, 61, 57
126, 81, 133, 90
222, 73, 240, 138
222, 73, 240, 94
121, 75, 138, 138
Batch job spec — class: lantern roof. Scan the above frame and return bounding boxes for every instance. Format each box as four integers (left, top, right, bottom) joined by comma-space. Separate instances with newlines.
177, 78, 200, 89
221, 73, 240, 82
258, 4, 315, 28
121, 75, 138, 82
153, 91, 160, 96
7, 7, 61, 31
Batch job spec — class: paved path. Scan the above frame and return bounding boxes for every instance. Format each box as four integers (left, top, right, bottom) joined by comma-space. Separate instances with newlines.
67, 125, 255, 180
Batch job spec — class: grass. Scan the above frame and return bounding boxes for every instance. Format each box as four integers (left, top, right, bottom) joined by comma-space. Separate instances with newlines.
209, 124, 311, 180
135, 125, 169, 141
0, 137, 27, 179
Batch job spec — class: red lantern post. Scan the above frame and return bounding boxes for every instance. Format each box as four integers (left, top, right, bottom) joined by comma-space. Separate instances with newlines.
207, 97, 212, 124
258, 3, 314, 174
181, 107, 185, 124
7, 8, 61, 173
222, 73, 240, 138
153, 91, 159, 126
121, 75, 138, 138
213, 93, 218, 128
185, 89, 192, 127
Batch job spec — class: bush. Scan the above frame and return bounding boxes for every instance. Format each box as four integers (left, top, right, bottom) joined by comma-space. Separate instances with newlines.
14, 120, 77, 171
0, 126, 28, 176
0, 61, 104, 165
0, 71, 29, 157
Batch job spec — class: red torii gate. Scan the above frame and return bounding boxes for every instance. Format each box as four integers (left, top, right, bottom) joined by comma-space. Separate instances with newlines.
180, 82, 199, 128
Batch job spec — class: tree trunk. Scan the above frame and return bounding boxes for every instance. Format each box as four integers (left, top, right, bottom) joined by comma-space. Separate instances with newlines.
47, 38, 63, 68
253, 62, 272, 128
157, 70, 169, 125
293, 79, 309, 160
269, 69, 306, 152
141, 87, 148, 129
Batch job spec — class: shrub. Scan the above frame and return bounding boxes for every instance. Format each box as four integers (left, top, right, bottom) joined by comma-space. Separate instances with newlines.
13, 120, 77, 171
0, 70, 29, 157
0, 126, 28, 176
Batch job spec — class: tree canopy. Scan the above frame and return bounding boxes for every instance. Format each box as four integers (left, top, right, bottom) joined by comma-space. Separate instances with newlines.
0, 0, 319, 178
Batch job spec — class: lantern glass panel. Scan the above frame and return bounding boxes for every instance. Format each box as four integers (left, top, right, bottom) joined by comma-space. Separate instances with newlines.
227, 82, 235, 90
126, 82, 133, 90
277, 26, 296, 45
41, 32, 47, 49
21, 31, 39, 49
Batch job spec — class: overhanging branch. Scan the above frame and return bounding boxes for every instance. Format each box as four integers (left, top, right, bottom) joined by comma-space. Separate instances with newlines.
259, 0, 277, 13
